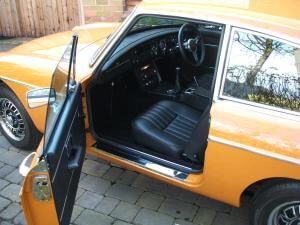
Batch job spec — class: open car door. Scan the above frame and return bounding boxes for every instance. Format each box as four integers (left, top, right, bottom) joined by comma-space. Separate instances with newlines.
20, 35, 86, 225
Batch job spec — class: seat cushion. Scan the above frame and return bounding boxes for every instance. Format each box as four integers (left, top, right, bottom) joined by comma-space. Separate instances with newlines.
132, 100, 202, 158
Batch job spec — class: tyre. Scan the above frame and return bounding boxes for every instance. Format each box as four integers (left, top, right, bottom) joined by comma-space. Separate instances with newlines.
250, 181, 300, 225
0, 84, 41, 150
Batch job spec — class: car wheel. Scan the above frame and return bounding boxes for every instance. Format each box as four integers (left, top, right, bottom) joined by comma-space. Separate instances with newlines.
0, 84, 41, 150
250, 181, 300, 225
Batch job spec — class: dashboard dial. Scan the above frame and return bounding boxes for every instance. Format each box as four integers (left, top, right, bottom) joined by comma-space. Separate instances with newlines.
159, 39, 167, 51
151, 44, 158, 56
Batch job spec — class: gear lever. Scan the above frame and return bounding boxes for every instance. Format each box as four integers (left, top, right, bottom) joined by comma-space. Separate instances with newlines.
175, 66, 183, 92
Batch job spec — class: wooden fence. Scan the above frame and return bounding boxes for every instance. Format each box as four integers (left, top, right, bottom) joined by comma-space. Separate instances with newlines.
0, 0, 84, 37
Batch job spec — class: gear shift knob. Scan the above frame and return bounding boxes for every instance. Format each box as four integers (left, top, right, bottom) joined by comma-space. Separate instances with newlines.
175, 66, 182, 92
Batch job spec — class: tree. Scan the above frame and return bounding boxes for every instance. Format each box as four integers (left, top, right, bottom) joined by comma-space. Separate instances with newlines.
235, 32, 290, 86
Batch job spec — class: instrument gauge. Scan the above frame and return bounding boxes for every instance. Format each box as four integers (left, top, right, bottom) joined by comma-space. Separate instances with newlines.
159, 40, 167, 51
151, 44, 158, 56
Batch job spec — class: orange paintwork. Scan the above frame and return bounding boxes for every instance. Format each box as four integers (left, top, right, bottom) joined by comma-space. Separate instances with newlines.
20, 139, 59, 225
0, 0, 298, 224
0, 22, 120, 132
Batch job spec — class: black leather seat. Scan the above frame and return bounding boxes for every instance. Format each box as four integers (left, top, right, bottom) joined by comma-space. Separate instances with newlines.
132, 100, 209, 161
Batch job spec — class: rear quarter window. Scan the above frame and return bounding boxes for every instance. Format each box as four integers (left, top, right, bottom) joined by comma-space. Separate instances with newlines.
222, 29, 300, 113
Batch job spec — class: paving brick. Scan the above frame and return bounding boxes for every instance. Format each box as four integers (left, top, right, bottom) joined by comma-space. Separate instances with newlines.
132, 175, 167, 194
0, 178, 9, 190
103, 167, 123, 181
161, 185, 182, 198
8, 146, 31, 156
0, 184, 21, 202
0, 148, 6, 154
86, 155, 108, 164
76, 191, 103, 209
174, 219, 195, 225
117, 170, 138, 185
195, 196, 232, 213
75, 187, 85, 200
0, 196, 10, 211
82, 159, 110, 177
95, 197, 119, 215
111, 201, 140, 222
0, 151, 25, 167
75, 209, 114, 225
106, 183, 143, 203
71, 205, 84, 223
134, 208, 174, 225
113, 220, 132, 225
0, 221, 14, 225
136, 192, 164, 210
193, 208, 216, 225
13, 212, 27, 225
177, 190, 199, 204
79, 175, 111, 194
4, 169, 24, 184
0, 165, 15, 178
0, 202, 21, 220
8, 146, 21, 153
0, 136, 11, 149
159, 199, 198, 221
212, 213, 249, 225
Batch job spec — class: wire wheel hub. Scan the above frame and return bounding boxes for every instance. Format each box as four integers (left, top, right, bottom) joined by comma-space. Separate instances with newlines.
0, 98, 25, 141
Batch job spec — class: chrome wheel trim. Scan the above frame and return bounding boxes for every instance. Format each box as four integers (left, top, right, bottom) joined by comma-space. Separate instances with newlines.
268, 201, 300, 225
0, 98, 25, 141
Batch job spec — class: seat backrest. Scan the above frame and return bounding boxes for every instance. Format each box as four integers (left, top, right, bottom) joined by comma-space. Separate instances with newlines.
182, 104, 211, 164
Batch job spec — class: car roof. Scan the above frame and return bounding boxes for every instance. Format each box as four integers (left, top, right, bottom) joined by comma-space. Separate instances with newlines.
138, 0, 300, 43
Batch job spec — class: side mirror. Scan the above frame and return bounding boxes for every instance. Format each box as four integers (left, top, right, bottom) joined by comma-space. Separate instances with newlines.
27, 88, 56, 108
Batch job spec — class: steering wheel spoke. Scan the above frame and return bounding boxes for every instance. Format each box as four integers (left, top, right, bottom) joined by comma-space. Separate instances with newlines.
178, 23, 205, 67
192, 50, 199, 62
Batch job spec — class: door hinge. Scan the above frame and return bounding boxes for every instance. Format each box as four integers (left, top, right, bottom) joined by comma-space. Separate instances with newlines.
32, 175, 51, 201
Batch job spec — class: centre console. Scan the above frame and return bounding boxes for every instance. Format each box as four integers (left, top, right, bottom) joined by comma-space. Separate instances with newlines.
135, 63, 178, 98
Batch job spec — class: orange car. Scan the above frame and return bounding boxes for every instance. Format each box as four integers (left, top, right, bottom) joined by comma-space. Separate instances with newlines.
0, 0, 300, 225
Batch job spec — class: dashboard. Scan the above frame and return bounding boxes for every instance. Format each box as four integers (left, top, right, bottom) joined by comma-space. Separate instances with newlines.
99, 27, 221, 85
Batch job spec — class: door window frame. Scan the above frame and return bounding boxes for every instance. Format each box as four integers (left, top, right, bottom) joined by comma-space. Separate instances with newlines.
214, 26, 300, 118
43, 35, 78, 149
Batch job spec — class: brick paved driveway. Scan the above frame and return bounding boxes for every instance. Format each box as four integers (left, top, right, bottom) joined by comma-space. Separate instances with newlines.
0, 133, 250, 225
0, 38, 250, 225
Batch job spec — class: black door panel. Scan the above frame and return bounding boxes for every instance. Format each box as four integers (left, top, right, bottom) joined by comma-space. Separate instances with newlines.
46, 84, 85, 225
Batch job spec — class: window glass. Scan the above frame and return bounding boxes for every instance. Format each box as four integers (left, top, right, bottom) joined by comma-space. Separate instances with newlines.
44, 42, 73, 146
131, 16, 183, 31
223, 30, 300, 112
130, 16, 222, 33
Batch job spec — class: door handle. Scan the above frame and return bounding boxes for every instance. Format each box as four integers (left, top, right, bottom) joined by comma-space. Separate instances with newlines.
66, 135, 83, 170
68, 146, 83, 170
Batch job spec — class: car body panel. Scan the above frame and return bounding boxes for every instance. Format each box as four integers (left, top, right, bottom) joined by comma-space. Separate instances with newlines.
20, 141, 59, 225
0, 23, 120, 132
5, 0, 300, 217
137, 0, 300, 49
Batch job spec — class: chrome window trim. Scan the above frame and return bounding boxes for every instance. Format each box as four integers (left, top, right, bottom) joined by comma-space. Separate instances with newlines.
209, 135, 300, 166
213, 24, 232, 101
217, 26, 300, 118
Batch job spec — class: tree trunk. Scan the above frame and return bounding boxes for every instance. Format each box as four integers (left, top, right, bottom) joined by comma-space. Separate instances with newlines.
246, 39, 273, 86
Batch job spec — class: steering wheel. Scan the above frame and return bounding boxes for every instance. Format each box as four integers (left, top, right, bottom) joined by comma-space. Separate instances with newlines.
178, 23, 205, 67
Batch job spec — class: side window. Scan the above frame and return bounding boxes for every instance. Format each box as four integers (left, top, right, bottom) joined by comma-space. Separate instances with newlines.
44, 41, 73, 145
222, 29, 300, 113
